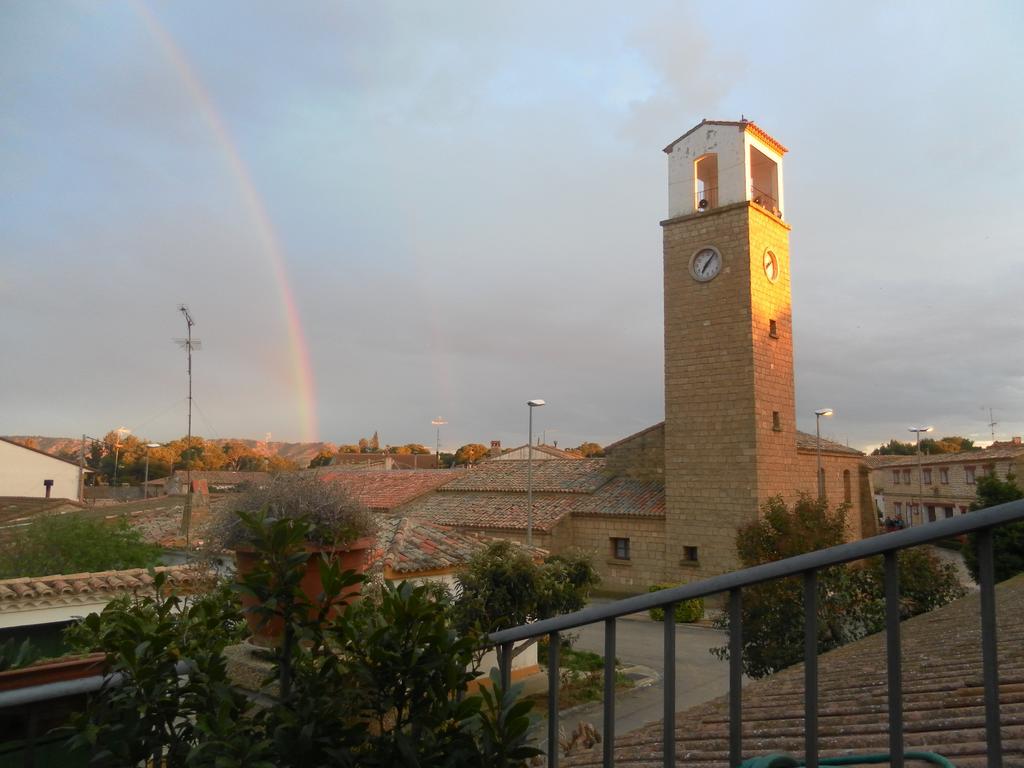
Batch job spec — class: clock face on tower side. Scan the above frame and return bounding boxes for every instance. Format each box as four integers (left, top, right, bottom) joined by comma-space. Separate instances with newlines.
763, 249, 780, 283
689, 247, 722, 282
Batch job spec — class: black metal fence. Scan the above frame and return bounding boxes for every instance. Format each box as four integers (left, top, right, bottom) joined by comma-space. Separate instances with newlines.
490, 498, 1024, 768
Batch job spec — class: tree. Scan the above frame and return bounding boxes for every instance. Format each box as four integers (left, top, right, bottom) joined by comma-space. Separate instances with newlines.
370, 431, 380, 451
964, 473, 1024, 583
308, 450, 335, 468
454, 444, 490, 465
872, 439, 916, 456
337, 444, 360, 454
714, 494, 964, 679
872, 436, 979, 456
0, 515, 162, 579
573, 442, 605, 458
453, 541, 599, 651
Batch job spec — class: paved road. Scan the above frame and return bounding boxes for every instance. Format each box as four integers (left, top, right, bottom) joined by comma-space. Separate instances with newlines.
532, 610, 731, 754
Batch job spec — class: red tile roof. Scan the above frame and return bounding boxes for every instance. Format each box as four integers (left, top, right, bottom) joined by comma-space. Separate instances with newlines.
401, 492, 581, 533
566, 574, 1024, 767
439, 460, 610, 494
864, 444, 1024, 469
318, 469, 465, 511
795, 430, 865, 457
573, 478, 665, 518
0, 566, 212, 605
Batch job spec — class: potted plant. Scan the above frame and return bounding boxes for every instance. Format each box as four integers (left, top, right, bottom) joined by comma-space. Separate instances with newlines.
214, 472, 375, 645
0, 638, 105, 692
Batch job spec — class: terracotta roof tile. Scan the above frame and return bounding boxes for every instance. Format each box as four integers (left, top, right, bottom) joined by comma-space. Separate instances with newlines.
795, 430, 864, 457
318, 469, 465, 510
0, 566, 213, 609
866, 444, 1024, 469
401, 492, 581, 533
573, 477, 665, 518
565, 573, 1024, 767
440, 460, 610, 494
370, 517, 535, 575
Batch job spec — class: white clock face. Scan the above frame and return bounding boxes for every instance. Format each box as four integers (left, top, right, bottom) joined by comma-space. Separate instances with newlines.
690, 247, 722, 282
763, 249, 780, 283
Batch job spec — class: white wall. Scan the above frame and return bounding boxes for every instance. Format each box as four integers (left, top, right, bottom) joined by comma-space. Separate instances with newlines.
0, 440, 81, 499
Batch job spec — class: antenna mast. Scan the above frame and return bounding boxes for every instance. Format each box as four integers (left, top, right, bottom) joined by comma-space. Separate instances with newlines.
175, 305, 201, 554
986, 407, 998, 441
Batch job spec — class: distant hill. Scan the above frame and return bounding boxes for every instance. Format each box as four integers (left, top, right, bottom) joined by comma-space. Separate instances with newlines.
3, 436, 338, 468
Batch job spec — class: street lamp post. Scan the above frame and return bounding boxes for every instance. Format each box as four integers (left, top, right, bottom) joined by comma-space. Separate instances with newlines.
431, 418, 447, 469
143, 443, 160, 499
526, 400, 546, 546
908, 425, 934, 527
111, 427, 131, 489
814, 409, 833, 499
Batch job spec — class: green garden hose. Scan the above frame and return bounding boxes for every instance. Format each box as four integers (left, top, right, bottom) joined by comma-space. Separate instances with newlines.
738, 752, 955, 767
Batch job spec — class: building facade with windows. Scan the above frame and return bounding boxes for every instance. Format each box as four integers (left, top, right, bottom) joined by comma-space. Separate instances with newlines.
867, 438, 1024, 527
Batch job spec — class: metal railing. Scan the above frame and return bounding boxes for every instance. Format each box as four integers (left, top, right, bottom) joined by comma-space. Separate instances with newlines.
750, 185, 781, 217
490, 498, 1024, 768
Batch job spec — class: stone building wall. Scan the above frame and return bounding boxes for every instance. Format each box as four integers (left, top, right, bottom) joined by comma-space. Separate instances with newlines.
567, 515, 667, 596
603, 423, 664, 481
794, 450, 876, 540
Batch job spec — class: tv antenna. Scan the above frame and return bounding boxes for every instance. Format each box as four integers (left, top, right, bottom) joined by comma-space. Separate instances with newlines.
982, 406, 998, 441
175, 305, 201, 553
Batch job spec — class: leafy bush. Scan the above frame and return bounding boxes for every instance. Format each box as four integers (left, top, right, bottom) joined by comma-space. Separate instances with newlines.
646, 585, 704, 622
713, 494, 965, 679
963, 473, 1024, 583
0, 515, 162, 579
67, 511, 543, 767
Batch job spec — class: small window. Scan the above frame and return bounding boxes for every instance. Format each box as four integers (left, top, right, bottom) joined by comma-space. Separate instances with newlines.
927, 506, 937, 523
695, 153, 719, 211
902, 469, 911, 484
894, 501, 903, 516
683, 546, 699, 562
611, 538, 630, 560
939, 468, 949, 485
922, 468, 932, 485
892, 470, 900, 485
984, 464, 995, 477
769, 319, 778, 338
843, 470, 852, 503
944, 506, 954, 519
966, 466, 976, 484
772, 411, 781, 431
960, 506, 969, 515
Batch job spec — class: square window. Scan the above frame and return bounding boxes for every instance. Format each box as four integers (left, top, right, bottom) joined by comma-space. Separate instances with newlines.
939, 468, 949, 484
683, 546, 699, 562
611, 537, 630, 560
966, 466, 976, 484
922, 469, 932, 485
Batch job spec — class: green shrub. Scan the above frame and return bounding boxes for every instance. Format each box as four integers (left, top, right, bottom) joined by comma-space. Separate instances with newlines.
647, 585, 704, 623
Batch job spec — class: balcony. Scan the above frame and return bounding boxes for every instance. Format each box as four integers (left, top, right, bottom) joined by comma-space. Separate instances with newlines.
750, 186, 781, 218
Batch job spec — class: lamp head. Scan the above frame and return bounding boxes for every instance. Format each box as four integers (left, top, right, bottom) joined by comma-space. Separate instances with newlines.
814, 408, 834, 417
907, 426, 934, 434
527, 399, 546, 407
146, 443, 161, 448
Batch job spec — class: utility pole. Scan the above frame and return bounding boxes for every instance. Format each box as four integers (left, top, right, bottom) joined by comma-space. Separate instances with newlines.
78, 434, 86, 502
431, 417, 447, 468
176, 305, 201, 556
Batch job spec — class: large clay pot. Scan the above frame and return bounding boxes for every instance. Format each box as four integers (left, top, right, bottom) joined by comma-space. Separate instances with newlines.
234, 537, 373, 647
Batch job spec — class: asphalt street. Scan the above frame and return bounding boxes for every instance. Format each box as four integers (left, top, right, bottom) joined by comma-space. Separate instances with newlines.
532, 609, 732, 755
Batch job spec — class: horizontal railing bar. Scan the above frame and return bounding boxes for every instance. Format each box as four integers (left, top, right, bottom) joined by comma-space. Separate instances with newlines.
490, 497, 1024, 645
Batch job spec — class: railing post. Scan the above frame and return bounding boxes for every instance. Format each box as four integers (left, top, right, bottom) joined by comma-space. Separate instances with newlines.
663, 603, 676, 768
499, 641, 513, 692
884, 551, 904, 768
548, 632, 560, 768
977, 528, 1003, 767
604, 618, 616, 767
728, 589, 743, 767
803, 570, 819, 768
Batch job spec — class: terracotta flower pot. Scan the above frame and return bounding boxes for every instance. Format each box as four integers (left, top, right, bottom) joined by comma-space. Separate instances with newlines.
0, 652, 106, 692
234, 537, 373, 647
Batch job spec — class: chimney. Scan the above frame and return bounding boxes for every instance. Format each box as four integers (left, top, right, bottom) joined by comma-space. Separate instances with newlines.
490, 440, 502, 458
1013, 436, 1021, 446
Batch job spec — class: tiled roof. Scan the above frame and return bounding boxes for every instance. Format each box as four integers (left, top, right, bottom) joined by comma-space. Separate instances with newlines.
490, 444, 583, 460
566, 574, 1024, 768
0, 566, 212, 611
370, 517, 540, 575
865, 444, 1024, 470
171, 470, 268, 485
663, 119, 788, 156
795, 431, 865, 457
318, 469, 464, 510
573, 478, 665, 518
400, 492, 581, 533
439, 460, 610, 494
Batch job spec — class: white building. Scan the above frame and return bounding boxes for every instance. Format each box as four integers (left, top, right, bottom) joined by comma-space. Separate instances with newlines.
0, 438, 83, 500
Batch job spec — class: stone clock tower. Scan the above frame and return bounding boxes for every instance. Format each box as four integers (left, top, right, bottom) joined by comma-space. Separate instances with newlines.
661, 119, 799, 580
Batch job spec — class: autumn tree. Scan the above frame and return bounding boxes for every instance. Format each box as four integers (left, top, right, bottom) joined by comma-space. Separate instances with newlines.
336, 445, 360, 454
573, 442, 605, 458
453, 444, 489, 465
308, 450, 335, 468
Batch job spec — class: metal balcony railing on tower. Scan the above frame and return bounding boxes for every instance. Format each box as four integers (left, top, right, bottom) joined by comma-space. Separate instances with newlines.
489, 497, 1024, 768
750, 185, 781, 217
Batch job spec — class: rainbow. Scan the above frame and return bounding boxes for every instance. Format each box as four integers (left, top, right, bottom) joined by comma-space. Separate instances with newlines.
134, 3, 319, 441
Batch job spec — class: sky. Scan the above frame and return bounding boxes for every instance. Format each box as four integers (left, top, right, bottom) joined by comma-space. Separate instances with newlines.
2, 1, 1022, 454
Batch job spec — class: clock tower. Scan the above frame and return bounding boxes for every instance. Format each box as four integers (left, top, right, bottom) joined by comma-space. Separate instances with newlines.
661, 119, 799, 580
